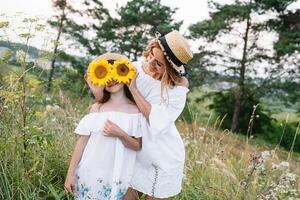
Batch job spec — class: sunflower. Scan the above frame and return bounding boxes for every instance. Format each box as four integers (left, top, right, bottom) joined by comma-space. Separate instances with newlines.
87, 59, 112, 86
112, 58, 136, 84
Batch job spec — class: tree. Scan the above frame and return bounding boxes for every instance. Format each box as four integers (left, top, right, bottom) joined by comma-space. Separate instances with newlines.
257, 0, 300, 114
47, 0, 68, 92
189, 0, 299, 132
62, 0, 111, 56
96, 0, 182, 60
46, 0, 111, 93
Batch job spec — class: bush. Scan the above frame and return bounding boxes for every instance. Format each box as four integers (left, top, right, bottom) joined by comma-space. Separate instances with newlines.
261, 120, 300, 152
209, 87, 273, 136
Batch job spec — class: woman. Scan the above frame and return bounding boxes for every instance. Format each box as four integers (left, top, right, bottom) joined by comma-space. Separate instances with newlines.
87, 30, 193, 199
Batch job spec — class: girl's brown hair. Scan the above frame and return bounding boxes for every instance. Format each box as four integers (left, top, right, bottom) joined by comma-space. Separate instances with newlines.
99, 85, 135, 104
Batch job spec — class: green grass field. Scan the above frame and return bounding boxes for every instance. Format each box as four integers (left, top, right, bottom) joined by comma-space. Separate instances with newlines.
0, 64, 299, 199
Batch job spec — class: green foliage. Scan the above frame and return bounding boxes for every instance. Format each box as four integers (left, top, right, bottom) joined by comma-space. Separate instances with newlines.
255, 0, 297, 12
260, 121, 300, 152
185, 53, 217, 88
255, 0, 300, 60
188, 0, 300, 134
61, 0, 181, 59
98, 0, 182, 59
189, 3, 250, 40
53, 67, 86, 95
61, 0, 111, 56
209, 87, 273, 135
274, 11, 300, 57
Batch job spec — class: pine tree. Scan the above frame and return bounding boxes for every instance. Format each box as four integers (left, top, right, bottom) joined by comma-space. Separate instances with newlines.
189, 0, 299, 132
96, 0, 182, 60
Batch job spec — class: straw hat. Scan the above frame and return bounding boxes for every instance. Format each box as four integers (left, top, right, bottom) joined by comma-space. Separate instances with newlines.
155, 30, 193, 76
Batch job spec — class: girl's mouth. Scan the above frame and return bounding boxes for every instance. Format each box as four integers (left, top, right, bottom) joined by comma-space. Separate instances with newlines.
107, 81, 117, 88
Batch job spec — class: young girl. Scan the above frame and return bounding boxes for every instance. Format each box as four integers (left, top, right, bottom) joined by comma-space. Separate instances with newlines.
64, 53, 144, 200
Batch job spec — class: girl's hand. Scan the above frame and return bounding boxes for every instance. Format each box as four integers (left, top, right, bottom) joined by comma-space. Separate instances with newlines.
84, 73, 105, 100
64, 175, 75, 194
103, 119, 124, 138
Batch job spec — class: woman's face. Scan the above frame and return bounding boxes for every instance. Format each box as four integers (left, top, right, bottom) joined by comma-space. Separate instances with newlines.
105, 81, 124, 93
146, 47, 167, 77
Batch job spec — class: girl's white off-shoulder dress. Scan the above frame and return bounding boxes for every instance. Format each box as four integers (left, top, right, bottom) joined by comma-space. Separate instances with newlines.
73, 112, 144, 200
129, 62, 189, 198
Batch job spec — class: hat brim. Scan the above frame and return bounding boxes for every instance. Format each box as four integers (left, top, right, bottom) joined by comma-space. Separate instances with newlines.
155, 34, 186, 76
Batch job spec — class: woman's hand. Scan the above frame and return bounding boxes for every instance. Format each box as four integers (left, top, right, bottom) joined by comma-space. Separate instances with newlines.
126, 70, 139, 93
103, 119, 125, 138
64, 175, 75, 194
84, 73, 105, 101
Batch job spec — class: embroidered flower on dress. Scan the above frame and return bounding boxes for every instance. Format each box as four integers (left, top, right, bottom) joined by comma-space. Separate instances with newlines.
75, 183, 91, 199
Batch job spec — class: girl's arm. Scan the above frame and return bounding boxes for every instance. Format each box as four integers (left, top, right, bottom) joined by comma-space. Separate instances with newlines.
103, 119, 142, 151
84, 73, 104, 101
64, 135, 90, 193
117, 130, 142, 151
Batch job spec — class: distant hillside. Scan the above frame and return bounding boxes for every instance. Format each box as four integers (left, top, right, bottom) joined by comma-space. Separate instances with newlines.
0, 40, 40, 58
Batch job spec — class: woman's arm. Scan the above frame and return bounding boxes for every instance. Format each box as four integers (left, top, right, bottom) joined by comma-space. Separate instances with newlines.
64, 135, 90, 193
103, 119, 142, 151
127, 71, 189, 120
129, 87, 151, 119
126, 73, 151, 119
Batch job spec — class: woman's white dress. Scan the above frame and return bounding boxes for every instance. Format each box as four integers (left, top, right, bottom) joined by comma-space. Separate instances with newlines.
73, 112, 143, 200
129, 62, 189, 198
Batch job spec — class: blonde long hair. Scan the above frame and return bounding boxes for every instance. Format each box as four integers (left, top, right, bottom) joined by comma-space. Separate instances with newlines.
143, 39, 182, 103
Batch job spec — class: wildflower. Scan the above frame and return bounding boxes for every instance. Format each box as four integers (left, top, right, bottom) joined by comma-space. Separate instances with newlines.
198, 127, 206, 132
195, 160, 203, 165
46, 105, 52, 111
28, 139, 35, 145
261, 151, 271, 159
183, 139, 189, 147
279, 161, 290, 169
271, 163, 279, 170
16, 50, 26, 61
53, 105, 60, 110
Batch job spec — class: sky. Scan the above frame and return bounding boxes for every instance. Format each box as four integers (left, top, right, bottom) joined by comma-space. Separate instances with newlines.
0, 0, 214, 55
0, 0, 210, 30
0, 0, 299, 76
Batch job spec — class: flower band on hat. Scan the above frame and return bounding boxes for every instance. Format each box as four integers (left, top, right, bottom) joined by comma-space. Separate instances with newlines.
159, 35, 184, 67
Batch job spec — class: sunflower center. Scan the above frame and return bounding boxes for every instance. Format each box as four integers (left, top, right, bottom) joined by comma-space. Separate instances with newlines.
117, 64, 129, 76
94, 65, 108, 79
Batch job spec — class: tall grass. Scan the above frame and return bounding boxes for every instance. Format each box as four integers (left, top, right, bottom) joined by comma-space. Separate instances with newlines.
0, 14, 299, 200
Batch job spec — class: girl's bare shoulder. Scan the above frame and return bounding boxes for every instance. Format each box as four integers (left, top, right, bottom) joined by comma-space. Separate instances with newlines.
89, 102, 102, 113
123, 102, 140, 114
